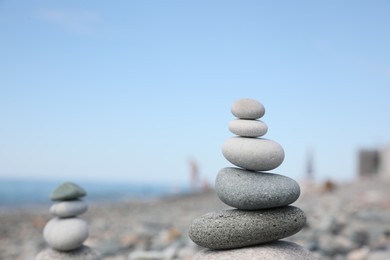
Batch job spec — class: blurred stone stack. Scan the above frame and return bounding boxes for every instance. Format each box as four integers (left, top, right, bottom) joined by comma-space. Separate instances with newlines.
189, 98, 315, 259
36, 182, 100, 260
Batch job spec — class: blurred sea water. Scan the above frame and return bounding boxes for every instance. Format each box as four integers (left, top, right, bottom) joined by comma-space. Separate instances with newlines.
0, 179, 184, 207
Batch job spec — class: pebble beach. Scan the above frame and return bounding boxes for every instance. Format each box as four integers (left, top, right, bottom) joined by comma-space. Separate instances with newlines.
0, 178, 389, 260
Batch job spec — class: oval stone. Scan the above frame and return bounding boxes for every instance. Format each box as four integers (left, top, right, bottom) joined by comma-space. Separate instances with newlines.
189, 206, 306, 250
50, 200, 88, 217
231, 98, 265, 119
44, 218, 89, 251
194, 240, 315, 260
228, 119, 268, 137
36, 246, 101, 260
222, 137, 284, 171
51, 182, 86, 201
215, 167, 300, 210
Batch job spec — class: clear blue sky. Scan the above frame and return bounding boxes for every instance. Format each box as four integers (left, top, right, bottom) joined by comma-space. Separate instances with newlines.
1, 1, 389, 186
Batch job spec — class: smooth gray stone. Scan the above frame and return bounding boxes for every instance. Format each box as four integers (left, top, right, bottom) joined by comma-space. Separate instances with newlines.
36, 246, 101, 260
231, 98, 265, 119
189, 206, 306, 250
222, 137, 284, 171
50, 200, 88, 217
228, 119, 268, 137
194, 240, 316, 260
51, 182, 86, 201
43, 217, 89, 251
215, 167, 300, 210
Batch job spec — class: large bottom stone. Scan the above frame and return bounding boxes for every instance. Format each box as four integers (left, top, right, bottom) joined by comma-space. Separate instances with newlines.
189, 206, 306, 250
36, 246, 101, 260
194, 240, 316, 260
43, 217, 89, 251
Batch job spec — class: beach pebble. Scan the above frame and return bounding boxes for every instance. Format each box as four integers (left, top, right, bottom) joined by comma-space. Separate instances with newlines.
231, 98, 265, 119
222, 137, 284, 171
215, 167, 300, 210
346, 247, 370, 260
367, 250, 390, 260
36, 245, 101, 260
43, 217, 89, 251
189, 206, 306, 250
51, 182, 86, 201
129, 250, 171, 260
194, 240, 315, 260
50, 200, 88, 217
228, 119, 268, 137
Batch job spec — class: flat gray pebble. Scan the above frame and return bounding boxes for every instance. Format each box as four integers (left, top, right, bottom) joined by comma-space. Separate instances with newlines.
194, 240, 316, 260
228, 119, 268, 137
189, 206, 306, 250
222, 137, 284, 171
50, 200, 88, 217
36, 246, 101, 260
51, 182, 86, 201
215, 167, 300, 210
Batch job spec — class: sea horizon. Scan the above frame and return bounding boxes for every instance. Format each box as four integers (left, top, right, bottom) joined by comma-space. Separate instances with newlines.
0, 178, 190, 208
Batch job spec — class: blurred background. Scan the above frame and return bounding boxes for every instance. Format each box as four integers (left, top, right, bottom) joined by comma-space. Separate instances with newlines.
1, 0, 390, 188
0, 1, 389, 259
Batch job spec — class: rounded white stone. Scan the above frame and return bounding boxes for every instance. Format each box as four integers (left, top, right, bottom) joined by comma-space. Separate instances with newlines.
194, 240, 315, 260
43, 217, 89, 251
231, 98, 265, 119
50, 200, 88, 218
222, 137, 284, 171
36, 246, 101, 260
228, 119, 268, 137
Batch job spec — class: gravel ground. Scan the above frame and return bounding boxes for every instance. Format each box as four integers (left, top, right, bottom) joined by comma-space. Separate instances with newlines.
0, 178, 389, 260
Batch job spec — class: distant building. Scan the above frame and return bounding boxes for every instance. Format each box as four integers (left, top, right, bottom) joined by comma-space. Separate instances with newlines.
305, 149, 315, 181
358, 149, 380, 178
379, 146, 390, 180
358, 145, 390, 180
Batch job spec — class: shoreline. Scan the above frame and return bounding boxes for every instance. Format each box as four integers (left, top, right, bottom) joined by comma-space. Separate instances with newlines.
1, 180, 389, 259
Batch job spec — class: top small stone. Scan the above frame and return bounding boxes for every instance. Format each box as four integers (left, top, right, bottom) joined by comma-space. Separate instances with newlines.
51, 182, 86, 201
231, 98, 265, 119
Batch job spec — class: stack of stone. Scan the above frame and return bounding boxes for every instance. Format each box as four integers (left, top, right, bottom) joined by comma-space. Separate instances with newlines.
36, 182, 100, 260
189, 98, 315, 259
